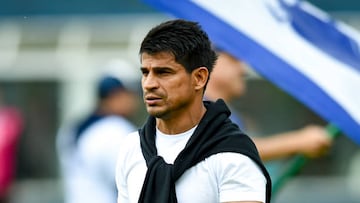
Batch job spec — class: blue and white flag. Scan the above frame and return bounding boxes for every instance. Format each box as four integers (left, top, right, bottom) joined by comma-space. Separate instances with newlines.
143, 0, 360, 144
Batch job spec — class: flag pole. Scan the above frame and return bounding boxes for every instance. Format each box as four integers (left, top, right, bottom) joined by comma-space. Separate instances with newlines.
272, 123, 341, 196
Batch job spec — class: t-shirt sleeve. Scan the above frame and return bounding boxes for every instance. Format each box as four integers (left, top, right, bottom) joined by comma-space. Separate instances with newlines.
213, 152, 266, 203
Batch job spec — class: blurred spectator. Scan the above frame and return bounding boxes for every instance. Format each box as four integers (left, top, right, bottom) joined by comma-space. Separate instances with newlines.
0, 90, 23, 203
205, 50, 333, 161
56, 63, 140, 203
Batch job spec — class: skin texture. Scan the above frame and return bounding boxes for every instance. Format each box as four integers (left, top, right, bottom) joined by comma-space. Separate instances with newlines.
141, 51, 208, 134
206, 52, 332, 161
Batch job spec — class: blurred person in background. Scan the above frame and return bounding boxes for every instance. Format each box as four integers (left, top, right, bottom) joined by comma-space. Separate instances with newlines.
205, 50, 333, 162
56, 69, 139, 203
0, 89, 23, 203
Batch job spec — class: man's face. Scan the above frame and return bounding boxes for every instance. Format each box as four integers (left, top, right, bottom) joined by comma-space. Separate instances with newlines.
140, 52, 196, 119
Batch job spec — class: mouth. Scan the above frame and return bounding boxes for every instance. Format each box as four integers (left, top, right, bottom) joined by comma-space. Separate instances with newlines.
144, 95, 162, 106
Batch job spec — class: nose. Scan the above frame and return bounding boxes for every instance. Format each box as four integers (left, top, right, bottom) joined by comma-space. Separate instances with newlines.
142, 72, 159, 90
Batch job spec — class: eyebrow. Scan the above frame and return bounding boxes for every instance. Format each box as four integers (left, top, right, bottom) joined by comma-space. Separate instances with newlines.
140, 66, 175, 71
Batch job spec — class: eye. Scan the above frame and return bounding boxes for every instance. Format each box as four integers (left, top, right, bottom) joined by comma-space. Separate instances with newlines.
140, 68, 149, 76
155, 68, 174, 76
158, 69, 171, 75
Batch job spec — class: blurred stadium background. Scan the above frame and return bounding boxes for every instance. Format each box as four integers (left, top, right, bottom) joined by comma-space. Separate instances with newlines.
0, 0, 359, 202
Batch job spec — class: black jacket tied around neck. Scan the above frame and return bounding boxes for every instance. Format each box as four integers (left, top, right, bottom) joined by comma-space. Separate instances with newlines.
138, 99, 272, 203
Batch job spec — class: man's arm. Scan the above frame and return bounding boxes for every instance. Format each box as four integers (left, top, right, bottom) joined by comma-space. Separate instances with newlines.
253, 125, 332, 161
215, 153, 266, 203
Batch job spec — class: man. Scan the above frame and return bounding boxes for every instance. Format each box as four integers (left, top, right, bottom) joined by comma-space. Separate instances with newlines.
56, 74, 138, 203
115, 19, 271, 203
205, 51, 332, 161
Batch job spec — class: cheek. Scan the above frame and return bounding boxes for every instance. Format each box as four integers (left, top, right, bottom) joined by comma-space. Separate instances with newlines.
166, 78, 192, 100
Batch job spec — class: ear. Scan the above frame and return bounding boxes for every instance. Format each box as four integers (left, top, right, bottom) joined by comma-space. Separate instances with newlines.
192, 67, 209, 91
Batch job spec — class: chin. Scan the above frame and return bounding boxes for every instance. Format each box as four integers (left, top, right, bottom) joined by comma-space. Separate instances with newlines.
146, 107, 166, 118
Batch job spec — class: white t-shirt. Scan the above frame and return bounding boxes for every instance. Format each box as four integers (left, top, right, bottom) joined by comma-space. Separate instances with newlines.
57, 116, 136, 203
116, 126, 266, 203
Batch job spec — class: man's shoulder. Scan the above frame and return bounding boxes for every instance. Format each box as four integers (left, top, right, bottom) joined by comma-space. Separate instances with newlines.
123, 130, 140, 142
117, 130, 144, 168
119, 131, 141, 152
206, 152, 259, 167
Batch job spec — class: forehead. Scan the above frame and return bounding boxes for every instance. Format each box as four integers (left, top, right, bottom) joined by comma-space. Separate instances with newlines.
141, 52, 178, 67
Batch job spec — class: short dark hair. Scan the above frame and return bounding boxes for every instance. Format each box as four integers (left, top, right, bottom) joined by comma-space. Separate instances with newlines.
140, 19, 217, 75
